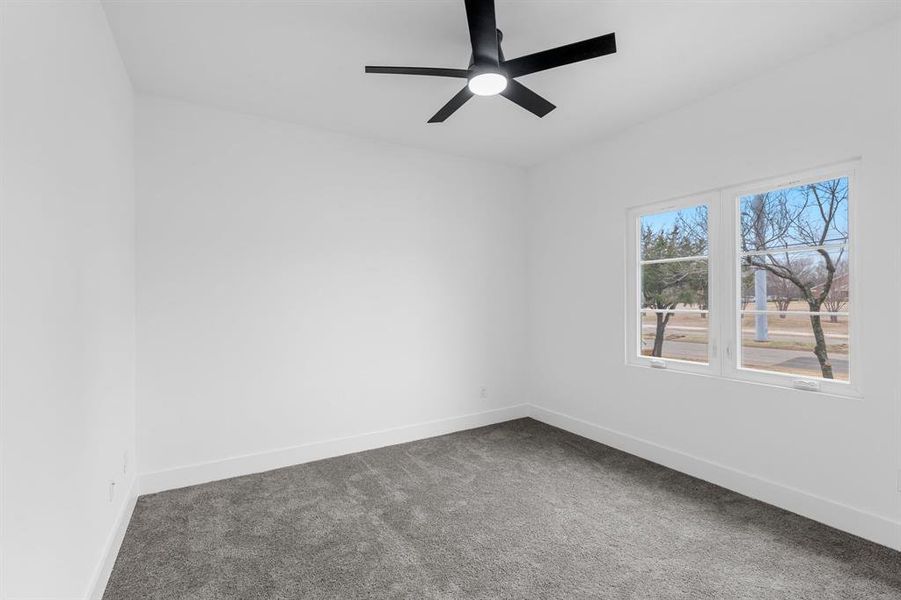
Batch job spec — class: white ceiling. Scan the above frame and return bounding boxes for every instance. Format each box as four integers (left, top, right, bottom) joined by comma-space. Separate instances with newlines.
102, 1, 900, 167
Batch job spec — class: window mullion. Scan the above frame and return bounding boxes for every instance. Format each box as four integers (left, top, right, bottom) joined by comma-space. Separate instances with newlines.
721, 189, 739, 378
705, 195, 718, 372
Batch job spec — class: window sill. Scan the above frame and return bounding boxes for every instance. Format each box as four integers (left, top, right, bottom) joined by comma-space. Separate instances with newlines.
625, 359, 863, 401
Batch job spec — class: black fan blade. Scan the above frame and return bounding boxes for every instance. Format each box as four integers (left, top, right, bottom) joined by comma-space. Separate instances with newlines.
503, 32, 616, 78
500, 79, 555, 118
365, 66, 470, 78
464, 0, 499, 67
428, 86, 474, 123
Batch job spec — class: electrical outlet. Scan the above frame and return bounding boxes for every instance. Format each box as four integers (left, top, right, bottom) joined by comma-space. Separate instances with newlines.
108, 481, 116, 503
480, 386, 488, 399
123, 451, 128, 476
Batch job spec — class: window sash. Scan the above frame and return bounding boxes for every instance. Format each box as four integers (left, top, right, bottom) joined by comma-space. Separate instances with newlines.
739, 242, 847, 258
640, 254, 708, 265
628, 195, 718, 375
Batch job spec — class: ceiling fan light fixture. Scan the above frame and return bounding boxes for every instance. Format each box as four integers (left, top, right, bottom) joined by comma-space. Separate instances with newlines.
365, 0, 617, 121
468, 72, 507, 96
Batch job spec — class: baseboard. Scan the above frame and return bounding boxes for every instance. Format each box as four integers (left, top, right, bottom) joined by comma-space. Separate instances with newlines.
85, 477, 138, 600
140, 404, 531, 495
527, 404, 901, 552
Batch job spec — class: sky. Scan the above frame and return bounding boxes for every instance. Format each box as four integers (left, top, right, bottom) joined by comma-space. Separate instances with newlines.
640, 204, 707, 235
739, 177, 849, 249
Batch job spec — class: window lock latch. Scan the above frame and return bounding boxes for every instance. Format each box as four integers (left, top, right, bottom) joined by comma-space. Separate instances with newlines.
792, 379, 820, 392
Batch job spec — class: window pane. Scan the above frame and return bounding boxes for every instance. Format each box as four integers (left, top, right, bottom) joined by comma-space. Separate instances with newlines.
736, 175, 851, 383
739, 250, 849, 313
640, 205, 708, 260
740, 313, 848, 381
641, 260, 708, 311
740, 177, 848, 252
640, 311, 708, 363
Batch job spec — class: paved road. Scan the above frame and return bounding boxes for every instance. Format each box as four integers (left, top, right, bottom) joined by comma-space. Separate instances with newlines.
647, 340, 849, 379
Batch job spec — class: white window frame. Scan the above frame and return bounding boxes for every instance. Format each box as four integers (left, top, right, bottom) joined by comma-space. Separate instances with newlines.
625, 161, 861, 399
625, 192, 720, 377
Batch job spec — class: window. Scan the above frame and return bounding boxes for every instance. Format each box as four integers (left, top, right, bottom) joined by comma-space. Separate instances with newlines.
638, 205, 709, 364
736, 178, 850, 382
626, 163, 857, 397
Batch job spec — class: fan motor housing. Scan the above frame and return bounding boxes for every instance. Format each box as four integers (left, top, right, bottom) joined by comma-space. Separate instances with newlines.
469, 29, 505, 71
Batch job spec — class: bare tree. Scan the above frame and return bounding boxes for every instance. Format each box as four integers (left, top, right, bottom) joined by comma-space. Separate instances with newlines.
821, 259, 849, 323
694, 287, 708, 318
767, 264, 805, 317
741, 179, 848, 378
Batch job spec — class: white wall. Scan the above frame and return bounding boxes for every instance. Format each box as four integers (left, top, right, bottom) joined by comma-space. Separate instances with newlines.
135, 97, 528, 482
0, 2, 137, 599
526, 21, 901, 548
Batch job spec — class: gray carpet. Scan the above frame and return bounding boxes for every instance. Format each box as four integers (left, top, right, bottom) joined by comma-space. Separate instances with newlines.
104, 418, 901, 599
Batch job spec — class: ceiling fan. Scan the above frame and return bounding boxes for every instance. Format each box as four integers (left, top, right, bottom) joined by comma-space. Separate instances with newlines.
365, 0, 616, 123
